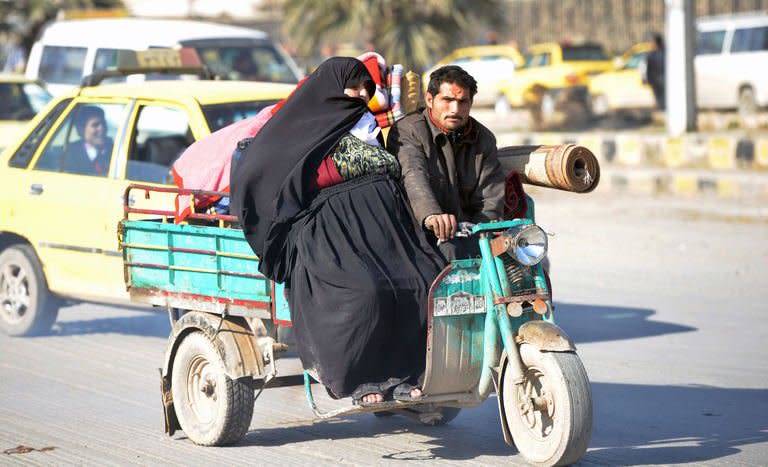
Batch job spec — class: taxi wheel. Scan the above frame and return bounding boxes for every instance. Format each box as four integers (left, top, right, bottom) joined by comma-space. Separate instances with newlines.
0, 245, 59, 336
171, 331, 254, 446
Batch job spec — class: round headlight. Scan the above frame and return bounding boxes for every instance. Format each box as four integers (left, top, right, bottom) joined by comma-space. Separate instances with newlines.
507, 225, 547, 266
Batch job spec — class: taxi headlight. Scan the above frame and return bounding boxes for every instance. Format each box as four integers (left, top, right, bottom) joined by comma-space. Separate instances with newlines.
505, 225, 548, 266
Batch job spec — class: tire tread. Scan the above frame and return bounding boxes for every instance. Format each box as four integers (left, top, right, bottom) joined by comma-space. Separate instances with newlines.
0, 244, 58, 336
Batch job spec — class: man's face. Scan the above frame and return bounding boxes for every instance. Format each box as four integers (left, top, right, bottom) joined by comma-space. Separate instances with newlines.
426, 82, 473, 131
82, 116, 106, 147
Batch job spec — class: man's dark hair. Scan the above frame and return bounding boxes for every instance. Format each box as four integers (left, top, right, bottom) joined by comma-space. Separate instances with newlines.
75, 105, 106, 136
427, 65, 477, 99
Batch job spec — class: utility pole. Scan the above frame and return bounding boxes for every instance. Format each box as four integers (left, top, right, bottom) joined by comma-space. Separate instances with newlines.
665, 0, 697, 136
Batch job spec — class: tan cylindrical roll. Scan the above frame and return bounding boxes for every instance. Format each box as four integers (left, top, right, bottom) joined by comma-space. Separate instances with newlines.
497, 144, 600, 193
404, 70, 421, 114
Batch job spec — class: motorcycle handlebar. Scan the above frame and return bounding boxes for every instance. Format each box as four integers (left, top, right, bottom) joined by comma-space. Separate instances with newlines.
436, 222, 475, 246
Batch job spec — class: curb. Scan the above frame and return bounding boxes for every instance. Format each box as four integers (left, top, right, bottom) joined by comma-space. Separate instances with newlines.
599, 168, 768, 199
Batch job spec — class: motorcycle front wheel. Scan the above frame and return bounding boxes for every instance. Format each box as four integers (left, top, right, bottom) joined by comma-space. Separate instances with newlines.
501, 344, 593, 466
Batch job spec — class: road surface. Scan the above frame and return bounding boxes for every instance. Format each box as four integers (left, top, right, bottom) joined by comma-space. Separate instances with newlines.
2, 189, 767, 465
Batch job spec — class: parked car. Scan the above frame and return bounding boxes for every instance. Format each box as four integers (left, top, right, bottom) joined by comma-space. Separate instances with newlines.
25, 18, 303, 96
695, 11, 768, 118
587, 42, 656, 117
0, 75, 52, 150
495, 42, 613, 126
423, 45, 524, 107
0, 49, 294, 336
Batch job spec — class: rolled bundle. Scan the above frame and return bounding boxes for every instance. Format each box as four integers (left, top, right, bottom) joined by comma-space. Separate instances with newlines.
497, 144, 600, 193
404, 70, 421, 114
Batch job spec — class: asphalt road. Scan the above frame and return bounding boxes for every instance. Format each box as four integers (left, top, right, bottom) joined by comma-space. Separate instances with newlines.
1, 189, 767, 466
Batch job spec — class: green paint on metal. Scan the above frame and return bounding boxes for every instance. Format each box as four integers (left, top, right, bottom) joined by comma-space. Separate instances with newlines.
303, 371, 316, 410
122, 220, 271, 304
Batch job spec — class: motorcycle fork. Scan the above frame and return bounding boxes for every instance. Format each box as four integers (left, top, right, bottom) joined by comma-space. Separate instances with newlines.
477, 234, 527, 392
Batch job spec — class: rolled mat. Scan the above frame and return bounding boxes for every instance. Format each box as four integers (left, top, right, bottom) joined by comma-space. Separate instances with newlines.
497, 144, 600, 193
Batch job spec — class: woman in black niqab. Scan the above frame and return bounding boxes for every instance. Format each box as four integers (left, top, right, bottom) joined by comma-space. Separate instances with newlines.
231, 57, 445, 401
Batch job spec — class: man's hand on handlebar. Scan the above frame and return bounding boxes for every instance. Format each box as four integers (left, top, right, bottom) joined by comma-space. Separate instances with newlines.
424, 213, 458, 242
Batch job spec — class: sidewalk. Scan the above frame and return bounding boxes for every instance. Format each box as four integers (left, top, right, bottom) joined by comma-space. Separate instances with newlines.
476, 108, 768, 201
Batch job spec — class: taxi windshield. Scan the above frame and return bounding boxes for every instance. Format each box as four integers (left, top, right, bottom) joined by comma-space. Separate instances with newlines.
202, 100, 280, 132
561, 45, 609, 61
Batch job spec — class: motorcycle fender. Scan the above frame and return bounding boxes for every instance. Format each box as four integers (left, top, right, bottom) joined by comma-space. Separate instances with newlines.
496, 351, 515, 448
516, 320, 576, 352
159, 311, 264, 436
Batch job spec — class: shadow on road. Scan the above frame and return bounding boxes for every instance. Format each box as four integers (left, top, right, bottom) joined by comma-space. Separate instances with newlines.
587, 382, 768, 464
236, 382, 767, 465
238, 398, 515, 460
44, 304, 170, 338
554, 301, 696, 344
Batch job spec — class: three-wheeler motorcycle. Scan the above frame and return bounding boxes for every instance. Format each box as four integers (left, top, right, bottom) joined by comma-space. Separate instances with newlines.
119, 183, 593, 466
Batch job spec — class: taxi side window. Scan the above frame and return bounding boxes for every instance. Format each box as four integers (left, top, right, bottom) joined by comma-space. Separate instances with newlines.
34, 102, 126, 177
8, 99, 71, 169
524, 53, 549, 68
127, 105, 194, 184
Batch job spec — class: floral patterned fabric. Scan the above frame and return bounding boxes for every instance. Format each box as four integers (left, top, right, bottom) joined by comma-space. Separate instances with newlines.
330, 134, 401, 182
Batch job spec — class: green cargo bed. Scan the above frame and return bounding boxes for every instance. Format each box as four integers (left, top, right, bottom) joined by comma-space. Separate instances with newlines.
120, 219, 278, 320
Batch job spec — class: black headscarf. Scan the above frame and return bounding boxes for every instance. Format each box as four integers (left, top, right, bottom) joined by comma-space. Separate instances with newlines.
231, 57, 375, 280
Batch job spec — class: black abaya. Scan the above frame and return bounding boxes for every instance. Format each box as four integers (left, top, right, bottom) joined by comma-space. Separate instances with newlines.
230, 57, 445, 398
288, 174, 443, 397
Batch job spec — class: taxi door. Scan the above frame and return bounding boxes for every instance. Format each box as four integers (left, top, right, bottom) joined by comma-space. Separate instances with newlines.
99, 98, 206, 298
9, 98, 133, 301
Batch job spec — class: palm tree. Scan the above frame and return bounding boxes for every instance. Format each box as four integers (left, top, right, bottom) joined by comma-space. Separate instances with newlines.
0, 0, 123, 57
282, 0, 506, 72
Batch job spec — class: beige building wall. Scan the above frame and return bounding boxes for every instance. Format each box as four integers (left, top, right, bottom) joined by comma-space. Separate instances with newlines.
503, 0, 768, 53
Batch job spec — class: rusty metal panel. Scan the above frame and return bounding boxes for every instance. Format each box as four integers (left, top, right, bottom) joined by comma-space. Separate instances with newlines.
516, 320, 576, 352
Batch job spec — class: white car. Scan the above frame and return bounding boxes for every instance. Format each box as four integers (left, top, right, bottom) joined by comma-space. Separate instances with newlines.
695, 12, 768, 117
25, 18, 304, 96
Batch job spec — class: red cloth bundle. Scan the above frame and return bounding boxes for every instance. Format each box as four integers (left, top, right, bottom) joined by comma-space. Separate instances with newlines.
171, 104, 276, 222
503, 171, 528, 220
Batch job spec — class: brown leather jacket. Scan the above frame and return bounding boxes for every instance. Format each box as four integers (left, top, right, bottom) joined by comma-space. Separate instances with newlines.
387, 109, 505, 226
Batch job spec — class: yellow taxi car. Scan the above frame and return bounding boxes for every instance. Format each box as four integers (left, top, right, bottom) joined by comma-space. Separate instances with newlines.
0, 75, 52, 150
0, 50, 294, 335
495, 42, 613, 124
423, 45, 524, 107
587, 42, 655, 117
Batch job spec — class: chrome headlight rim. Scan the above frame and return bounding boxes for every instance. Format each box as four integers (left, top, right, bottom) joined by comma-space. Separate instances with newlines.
504, 224, 548, 266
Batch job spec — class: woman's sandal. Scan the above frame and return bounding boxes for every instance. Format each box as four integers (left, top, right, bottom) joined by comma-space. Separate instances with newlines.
392, 383, 423, 402
352, 383, 386, 407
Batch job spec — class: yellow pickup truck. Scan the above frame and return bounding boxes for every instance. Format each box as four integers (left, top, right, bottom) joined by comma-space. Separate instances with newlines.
588, 42, 655, 118
495, 42, 613, 127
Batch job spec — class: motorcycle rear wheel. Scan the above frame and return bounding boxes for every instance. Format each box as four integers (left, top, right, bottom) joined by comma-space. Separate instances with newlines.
502, 344, 593, 466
